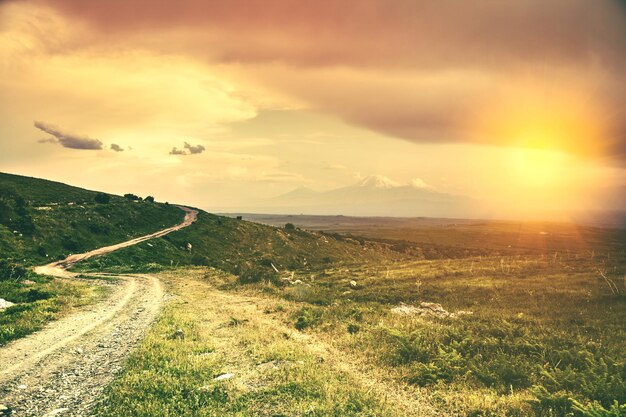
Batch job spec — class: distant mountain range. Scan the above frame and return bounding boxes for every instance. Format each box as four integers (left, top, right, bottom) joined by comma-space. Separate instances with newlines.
251, 175, 479, 218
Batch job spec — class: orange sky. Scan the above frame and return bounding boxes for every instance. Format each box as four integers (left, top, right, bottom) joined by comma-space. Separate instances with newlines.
1, 0, 625, 219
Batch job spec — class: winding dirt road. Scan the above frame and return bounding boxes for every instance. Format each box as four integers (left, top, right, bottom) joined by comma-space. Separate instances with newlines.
33, 205, 198, 278
0, 206, 198, 416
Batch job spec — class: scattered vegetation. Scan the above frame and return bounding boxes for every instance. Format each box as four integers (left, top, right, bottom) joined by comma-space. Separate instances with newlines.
250, 251, 626, 416
95, 270, 395, 416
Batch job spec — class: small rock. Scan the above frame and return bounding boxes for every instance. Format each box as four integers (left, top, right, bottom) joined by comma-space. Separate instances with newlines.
349, 280, 358, 289
214, 373, 234, 381
391, 302, 472, 319
0, 299, 14, 310
171, 329, 185, 340
17, 384, 27, 390
0, 404, 12, 416
75, 348, 84, 354
45, 408, 69, 416
257, 360, 293, 371
22, 280, 36, 285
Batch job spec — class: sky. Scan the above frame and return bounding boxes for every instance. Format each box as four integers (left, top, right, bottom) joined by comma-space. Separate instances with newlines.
1, 0, 625, 220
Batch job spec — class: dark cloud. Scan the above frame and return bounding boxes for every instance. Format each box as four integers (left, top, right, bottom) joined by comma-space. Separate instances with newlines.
32, 0, 626, 70
184, 141, 205, 154
169, 142, 205, 156
169, 147, 186, 155
34, 121, 103, 150
37, 137, 57, 144
27, 0, 626, 163
110, 143, 124, 152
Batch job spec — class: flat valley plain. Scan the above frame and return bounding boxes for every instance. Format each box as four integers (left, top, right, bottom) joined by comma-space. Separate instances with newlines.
95, 216, 626, 416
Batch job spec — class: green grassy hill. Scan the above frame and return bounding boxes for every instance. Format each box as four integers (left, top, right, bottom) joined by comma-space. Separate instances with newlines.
0, 172, 185, 265
77, 209, 400, 278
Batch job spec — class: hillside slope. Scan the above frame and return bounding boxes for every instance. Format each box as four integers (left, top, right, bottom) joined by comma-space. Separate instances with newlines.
77, 210, 400, 277
0, 172, 400, 276
0, 172, 184, 265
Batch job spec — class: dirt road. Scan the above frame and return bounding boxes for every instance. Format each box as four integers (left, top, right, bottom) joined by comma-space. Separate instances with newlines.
0, 206, 197, 416
33, 205, 198, 278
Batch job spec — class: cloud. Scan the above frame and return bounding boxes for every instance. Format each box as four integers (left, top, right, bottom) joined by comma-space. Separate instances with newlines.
169, 142, 206, 156
15, 1, 626, 164
169, 147, 186, 155
30, 1, 626, 70
184, 141, 205, 154
37, 137, 57, 144
110, 143, 124, 152
410, 178, 433, 190
34, 121, 103, 150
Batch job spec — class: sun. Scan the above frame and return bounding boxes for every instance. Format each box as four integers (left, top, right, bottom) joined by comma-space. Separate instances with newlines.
510, 146, 568, 189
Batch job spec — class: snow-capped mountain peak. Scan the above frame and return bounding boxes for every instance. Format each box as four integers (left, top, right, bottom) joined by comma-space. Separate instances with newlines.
357, 175, 400, 189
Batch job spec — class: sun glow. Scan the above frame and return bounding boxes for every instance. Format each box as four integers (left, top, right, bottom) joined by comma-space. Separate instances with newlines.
510, 147, 568, 188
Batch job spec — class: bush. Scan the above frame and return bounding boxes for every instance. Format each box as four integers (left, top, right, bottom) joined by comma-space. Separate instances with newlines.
123, 193, 141, 201
294, 307, 322, 330
144, 196, 155, 203
237, 262, 280, 285
94, 193, 110, 204
24, 288, 53, 302
572, 399, 626, 417
285, 223, 296, 231
0, 260, 27, 281
191, 254, 210, 266
61, 235, 80, 252
347, 323, 360, 334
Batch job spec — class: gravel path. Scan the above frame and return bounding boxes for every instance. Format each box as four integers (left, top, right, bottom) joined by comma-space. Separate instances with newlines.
0, 206, 198, 416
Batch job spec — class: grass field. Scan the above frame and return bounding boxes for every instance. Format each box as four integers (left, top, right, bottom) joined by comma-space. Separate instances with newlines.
94, 244, 625, 416
95, 269, 407, 417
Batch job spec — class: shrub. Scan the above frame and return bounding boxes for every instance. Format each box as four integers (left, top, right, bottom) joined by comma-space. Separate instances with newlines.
144, 196, 155, 203
0, 260, 27, 281
237, 262, 280, 285
294, 307, 322, 330
94, 193, 110, 204
191, 254, 210, 266
123, 193, 141, 201
572, 399, 626, 417
61, 235, 80, 252
285, 223, 296, 231
24, 288, 53, 302
347, 323, 360, 334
